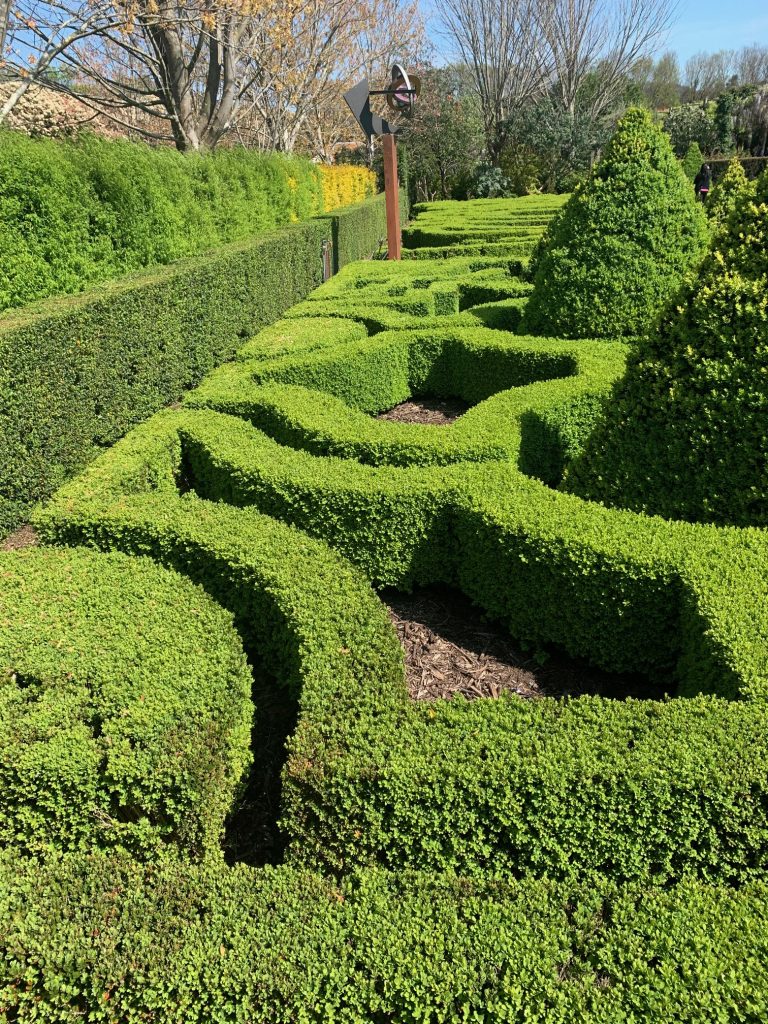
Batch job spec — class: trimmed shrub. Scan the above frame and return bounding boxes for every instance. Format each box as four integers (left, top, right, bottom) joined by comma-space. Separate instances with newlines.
707, 156, 755, 228
521, 108, 710, 338
323, 189, 409, 269
682, 140, 705, 180
565, 171, 768, 527
0, 547, 251, 858
0, 195, 393, 536
33, 298, 768, 884
2, 852, 767, 1022
0, 131, 327, 310
14, 190, 768, 1007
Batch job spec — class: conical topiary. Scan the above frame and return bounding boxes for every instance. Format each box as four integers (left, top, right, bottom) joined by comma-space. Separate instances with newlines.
707, 157, 755, 229
682, 141, 704, 180
564, 172, 768, 527
521, 108, 709, 339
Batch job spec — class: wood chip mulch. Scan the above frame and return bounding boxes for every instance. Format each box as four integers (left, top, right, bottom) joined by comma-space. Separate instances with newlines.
384, 586, 671, 702
1, 524, 40, 551
376, 397, 470, 426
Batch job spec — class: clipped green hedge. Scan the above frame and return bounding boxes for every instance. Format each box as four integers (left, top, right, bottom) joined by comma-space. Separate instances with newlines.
2, 851, 767, 1022
283, 252, 531, 333
35, 314, 768, 884
0, 130, 325, 311
325, 188, 409, 268
13, 189, 768, 1010
0, 195, 393, 536
522, 108, 709, 338
0, 546, 251, 859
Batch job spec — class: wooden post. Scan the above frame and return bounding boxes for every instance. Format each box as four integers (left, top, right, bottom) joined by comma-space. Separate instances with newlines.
382, 132, 401, 260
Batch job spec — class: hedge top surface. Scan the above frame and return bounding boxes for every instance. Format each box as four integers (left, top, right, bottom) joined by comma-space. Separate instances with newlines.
566, 170, 768, 527
0, 545, 252, 858
187, 326, 625, 467
522, 107, 710, 338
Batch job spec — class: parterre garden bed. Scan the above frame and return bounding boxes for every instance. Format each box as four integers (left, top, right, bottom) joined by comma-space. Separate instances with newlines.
2, 152, 768, 1018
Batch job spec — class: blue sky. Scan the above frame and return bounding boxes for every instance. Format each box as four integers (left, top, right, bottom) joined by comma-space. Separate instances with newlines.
665, 0, 768, 64
421, 0, 768, 70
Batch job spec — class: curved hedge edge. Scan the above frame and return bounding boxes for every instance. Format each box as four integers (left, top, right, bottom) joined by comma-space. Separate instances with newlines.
185, 327, 625, 469
32, 405, 768, 883
2, 851, 767, 1023
0, 545, 252, 859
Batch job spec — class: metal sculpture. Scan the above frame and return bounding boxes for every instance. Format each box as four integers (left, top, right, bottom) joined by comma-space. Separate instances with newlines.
343, 65, 420, 260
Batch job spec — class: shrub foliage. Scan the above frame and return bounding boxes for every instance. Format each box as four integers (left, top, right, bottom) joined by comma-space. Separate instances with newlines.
0, 547, 251, 858
2, 194, 767, 1016
522, 108, 710, 338
707, 156, 755, 228
566, 171, 768, 526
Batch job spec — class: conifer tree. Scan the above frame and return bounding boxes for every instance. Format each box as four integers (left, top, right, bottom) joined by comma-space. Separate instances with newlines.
522, 108, 709, 338
565, 172, 768, 527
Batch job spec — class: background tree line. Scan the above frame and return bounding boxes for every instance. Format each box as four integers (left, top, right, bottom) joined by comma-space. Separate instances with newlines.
0, 0, 766, 198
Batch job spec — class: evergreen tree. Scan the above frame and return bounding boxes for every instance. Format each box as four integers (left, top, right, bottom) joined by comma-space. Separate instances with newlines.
565, 172, 768, 527
707, 157, 755, 228
522, 108, 709, 339
682, 141, 705, 179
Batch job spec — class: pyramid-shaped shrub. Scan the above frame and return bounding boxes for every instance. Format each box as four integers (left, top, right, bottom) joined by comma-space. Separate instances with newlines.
522, 108, 709, 338
707, 157, 755, 229
564, 173, 768, 527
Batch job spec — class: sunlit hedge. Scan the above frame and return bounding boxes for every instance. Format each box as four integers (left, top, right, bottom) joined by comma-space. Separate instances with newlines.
319, 164, 378, 211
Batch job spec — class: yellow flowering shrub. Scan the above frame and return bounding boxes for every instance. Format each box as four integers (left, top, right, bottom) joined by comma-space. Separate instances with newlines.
318, 164, 378, 211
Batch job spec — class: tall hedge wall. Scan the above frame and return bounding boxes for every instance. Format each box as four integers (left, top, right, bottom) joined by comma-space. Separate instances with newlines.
0, 131, 328, 311
0, 195, 396, 535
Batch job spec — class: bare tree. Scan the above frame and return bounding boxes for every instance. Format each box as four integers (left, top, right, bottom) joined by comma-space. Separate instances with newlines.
441, 0, 551, 162
542, 0, 678, 123
0, 0, 119, 125
736, 45, 768, 87
300, 0, 426, 160
684, 49, 736, 100
440, 0, 676, 163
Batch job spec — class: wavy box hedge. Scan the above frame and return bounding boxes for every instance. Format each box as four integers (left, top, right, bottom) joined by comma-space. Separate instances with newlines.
5, 191, 767, 1017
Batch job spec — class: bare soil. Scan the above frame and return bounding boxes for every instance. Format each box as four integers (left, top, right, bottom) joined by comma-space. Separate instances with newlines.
384, 585, 672, 702
377, 397, 470, 426
1, 525, 39, 551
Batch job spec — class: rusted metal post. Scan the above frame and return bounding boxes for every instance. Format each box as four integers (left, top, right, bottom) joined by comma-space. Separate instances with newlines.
382, 132, 401, 260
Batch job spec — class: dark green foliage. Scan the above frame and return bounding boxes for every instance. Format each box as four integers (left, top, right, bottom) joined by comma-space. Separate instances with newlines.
0, 131, 324, 310
0, 196, 392, 535
682, 140, 705, 179
0, 547, 251, 858
566, 172, 768, 527
522, 108, 710, 338
2, 852, 767, 1022
323, 189, 408, 268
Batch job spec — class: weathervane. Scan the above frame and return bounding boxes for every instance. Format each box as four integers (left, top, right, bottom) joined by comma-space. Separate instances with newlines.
343, 64, 421, 260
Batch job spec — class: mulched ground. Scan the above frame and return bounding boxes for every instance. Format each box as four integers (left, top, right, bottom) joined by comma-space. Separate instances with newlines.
377, 397, 470, 425
384, 585, 672, 701
1, 524, 39, 551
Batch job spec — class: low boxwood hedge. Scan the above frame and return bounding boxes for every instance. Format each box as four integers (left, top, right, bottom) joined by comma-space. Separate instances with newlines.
34, 322, 768, 884
2, 851, 766, 1022
12, 192, 768, 1012
0, 546, 252, 859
